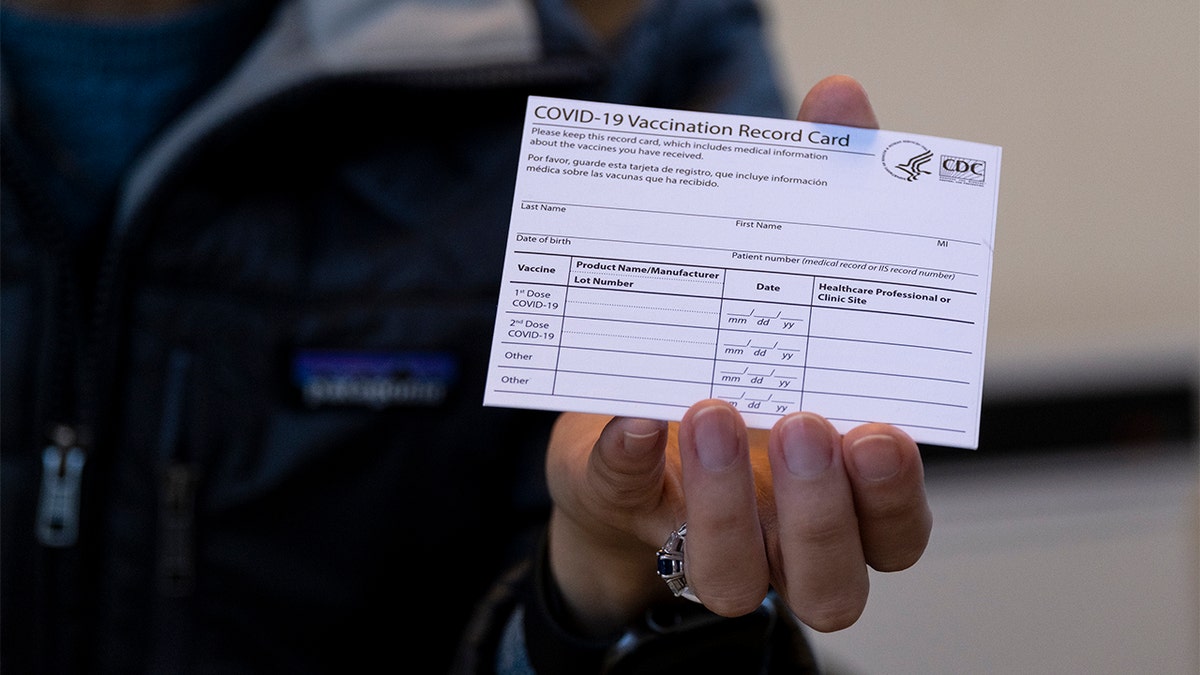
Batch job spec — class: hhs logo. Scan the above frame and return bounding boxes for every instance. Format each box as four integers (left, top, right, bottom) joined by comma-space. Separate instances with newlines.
882, 140, 933, 182
939, 155, 987, 186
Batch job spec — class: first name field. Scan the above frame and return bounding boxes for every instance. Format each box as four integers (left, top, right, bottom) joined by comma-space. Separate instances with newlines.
485, 96, 1002, 449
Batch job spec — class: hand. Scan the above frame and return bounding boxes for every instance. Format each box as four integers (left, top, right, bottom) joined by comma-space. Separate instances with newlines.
544, 76, 932, 636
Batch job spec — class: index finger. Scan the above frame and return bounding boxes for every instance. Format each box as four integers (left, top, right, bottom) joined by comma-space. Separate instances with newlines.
841, 423, 931, 571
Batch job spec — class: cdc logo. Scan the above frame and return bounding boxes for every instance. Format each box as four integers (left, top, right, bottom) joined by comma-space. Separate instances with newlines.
939, 155, 986, 186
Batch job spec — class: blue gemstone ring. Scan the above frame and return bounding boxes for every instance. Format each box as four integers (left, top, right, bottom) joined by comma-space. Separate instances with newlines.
656, 522, 701, 603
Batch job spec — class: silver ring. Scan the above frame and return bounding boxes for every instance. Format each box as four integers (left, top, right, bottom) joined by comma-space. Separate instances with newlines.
655, 522, 700, 603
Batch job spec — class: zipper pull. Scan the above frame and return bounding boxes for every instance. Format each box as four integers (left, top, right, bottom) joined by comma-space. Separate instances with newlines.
36, 426, 87, 548
158, 462, 198, 597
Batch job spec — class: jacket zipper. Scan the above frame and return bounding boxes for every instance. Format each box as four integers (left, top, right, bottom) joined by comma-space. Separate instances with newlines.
36, 426, 87, 547
0, 143, 94, 551
1, 132, 98, 675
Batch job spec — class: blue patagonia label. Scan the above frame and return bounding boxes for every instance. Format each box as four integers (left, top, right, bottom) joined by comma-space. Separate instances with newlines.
293, 350, 458, 409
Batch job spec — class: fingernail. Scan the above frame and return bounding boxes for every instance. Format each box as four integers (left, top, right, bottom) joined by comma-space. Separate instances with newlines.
622, 426, 662, 455
693, 406, 739, 471
780, 413, 834, 478
851, 434, 902, 481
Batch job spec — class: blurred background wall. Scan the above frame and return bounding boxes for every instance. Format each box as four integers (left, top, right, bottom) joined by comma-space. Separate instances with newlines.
755, 0, 1199, 672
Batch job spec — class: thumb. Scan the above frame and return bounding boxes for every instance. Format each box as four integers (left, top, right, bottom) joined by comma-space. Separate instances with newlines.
797, 74, 880, 129
546, 415, 675, 633
584, 416, 670, 512
546, 413, 670, 520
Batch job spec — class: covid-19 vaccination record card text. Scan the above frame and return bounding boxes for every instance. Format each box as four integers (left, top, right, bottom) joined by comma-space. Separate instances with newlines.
485, 96, 1002, 449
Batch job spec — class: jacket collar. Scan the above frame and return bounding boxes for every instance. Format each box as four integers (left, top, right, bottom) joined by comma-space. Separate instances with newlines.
117, 0, 548, 227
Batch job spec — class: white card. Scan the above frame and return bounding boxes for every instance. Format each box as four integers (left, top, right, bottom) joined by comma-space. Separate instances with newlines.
484, 96, 1001, 449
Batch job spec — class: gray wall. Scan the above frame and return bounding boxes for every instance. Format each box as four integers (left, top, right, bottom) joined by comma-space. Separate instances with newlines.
760, 0, 1199, 397
757, 3, 1199, 672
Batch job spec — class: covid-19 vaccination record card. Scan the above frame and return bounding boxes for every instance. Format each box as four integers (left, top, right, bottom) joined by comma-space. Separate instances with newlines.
484, 97, 1001, 449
